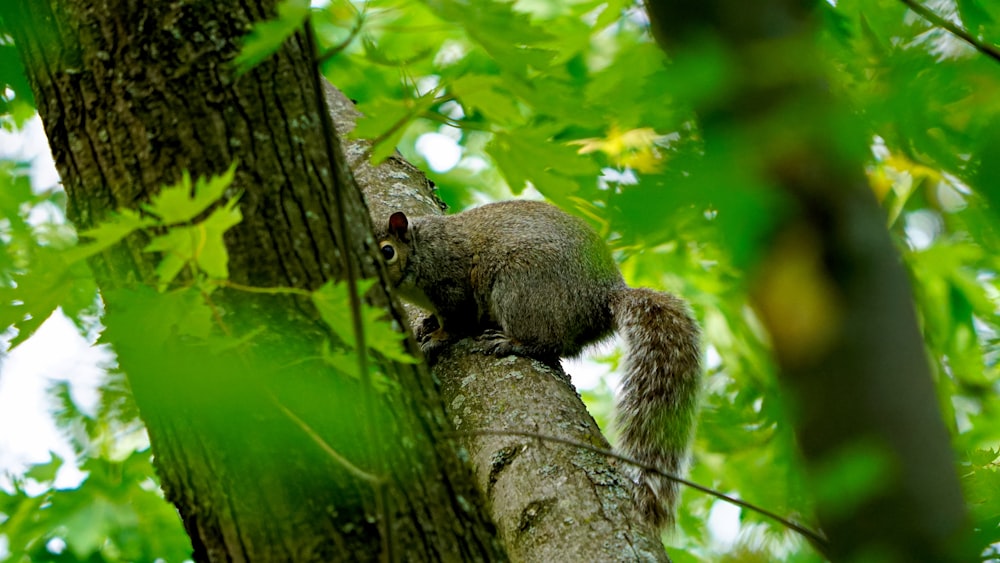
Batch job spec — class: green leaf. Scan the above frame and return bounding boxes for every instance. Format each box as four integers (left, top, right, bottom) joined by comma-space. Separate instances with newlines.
24, 453, 63, 484
312, 279, 367, 350
972, 116, 1000, 216
144, 197, 242, 287
956, 0, 994, 35
487, 128, 598, 197
142, 162, 237, 225
962, 458, 1000, 544
311, 279, 417, 364
0, 43, 36, 126
164, 287, 216, 340
422, 0, 555, 75
145, 227, 191, 288
195, 197, 242, 278
0, 160, 35, 222
361, 35, 435, 67
660, 38, 733, 111
62, 497, 119, 559
0, 249, 92, 349
67, 209, 154, 262
352, 94, 438, 163
584, 41, 672, 128
450, 74, 523, 124
594, 0, 631, 29
969, 448, 999, 467
101, 286, 201, 352
234, 0, 311, 75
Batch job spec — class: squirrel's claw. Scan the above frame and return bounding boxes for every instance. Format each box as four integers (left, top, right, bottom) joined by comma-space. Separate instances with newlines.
475, 330, 560, 366
474, 329, 518, 356
415, 316, 440, 341
419, 336, 450, 364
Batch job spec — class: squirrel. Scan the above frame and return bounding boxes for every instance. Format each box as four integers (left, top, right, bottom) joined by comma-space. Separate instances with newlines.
375, 199, 702, 529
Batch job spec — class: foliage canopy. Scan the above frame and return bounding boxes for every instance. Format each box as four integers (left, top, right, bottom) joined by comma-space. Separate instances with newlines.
2, 0, 1000, 560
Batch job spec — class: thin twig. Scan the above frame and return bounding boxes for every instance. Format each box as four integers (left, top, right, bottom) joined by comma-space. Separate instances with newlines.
448, 428, 832, 558
269, 392, 381, 483
303, 18, 392, 563
218, 279, 313, 297
317, 14, 365, 65
366, 91, 437, 153
899, 0, 1000, 64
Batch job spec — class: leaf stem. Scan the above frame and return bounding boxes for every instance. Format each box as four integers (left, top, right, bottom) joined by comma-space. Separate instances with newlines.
269, 392, 381, 484
217, 279, 313, 297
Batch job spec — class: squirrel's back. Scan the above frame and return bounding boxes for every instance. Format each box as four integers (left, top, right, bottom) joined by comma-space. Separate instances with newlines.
416, 200, 624, 358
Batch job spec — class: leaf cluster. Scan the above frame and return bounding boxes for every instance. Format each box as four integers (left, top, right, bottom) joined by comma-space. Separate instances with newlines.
0, 379, 188, 562
1, 449, 192, 562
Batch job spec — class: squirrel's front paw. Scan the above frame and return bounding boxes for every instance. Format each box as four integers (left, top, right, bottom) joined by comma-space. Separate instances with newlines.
415, 316, 441, 342
418, 326, 453, 364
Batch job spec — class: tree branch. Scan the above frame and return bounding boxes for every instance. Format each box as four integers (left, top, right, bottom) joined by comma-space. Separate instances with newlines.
899, 0, 1000, 64
451, 429, 831, 557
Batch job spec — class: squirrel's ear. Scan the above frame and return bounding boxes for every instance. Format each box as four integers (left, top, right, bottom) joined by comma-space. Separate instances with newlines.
388, 212, 409, 240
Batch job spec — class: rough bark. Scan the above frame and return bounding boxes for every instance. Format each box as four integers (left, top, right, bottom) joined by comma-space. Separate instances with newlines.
435, 344, 669, 562
327, 82, 671, 562
7, 0, 504, 560
644, 1, 972, 560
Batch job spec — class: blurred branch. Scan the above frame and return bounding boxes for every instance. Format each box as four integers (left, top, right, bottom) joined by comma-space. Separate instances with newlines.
643, 0, 972, 560
899, 0, 1000, 64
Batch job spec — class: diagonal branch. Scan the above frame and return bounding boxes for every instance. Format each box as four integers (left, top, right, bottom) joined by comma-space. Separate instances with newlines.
899, 0, 1000, 64
451, 428, 832, 558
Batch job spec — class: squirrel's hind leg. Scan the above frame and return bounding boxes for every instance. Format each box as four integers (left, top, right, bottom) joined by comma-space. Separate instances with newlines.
475, 330, 562, 366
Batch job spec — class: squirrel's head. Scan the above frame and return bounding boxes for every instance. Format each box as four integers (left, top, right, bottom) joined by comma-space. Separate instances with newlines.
377, 211, 412, 287
376, 211, 439, 313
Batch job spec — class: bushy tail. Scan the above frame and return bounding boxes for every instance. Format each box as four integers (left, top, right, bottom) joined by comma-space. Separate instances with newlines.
610, 286, 701, 529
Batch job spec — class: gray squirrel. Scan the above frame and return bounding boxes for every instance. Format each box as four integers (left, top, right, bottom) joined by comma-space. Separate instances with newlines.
375, 199, 702, 529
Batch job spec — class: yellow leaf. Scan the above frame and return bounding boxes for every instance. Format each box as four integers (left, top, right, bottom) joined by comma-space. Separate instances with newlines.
883, 154, 941, 184
618, 127, 658, 150
569, 125, 664, 172
621, 147, 665, 174
867, 166, 893, 202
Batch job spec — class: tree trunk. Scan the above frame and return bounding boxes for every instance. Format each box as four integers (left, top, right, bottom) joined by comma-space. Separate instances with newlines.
7, 0, 504, 560
644, 1, 972, 560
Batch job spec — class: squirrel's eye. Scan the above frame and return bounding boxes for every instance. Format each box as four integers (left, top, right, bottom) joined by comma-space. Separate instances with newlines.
379, 241, 397, 264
